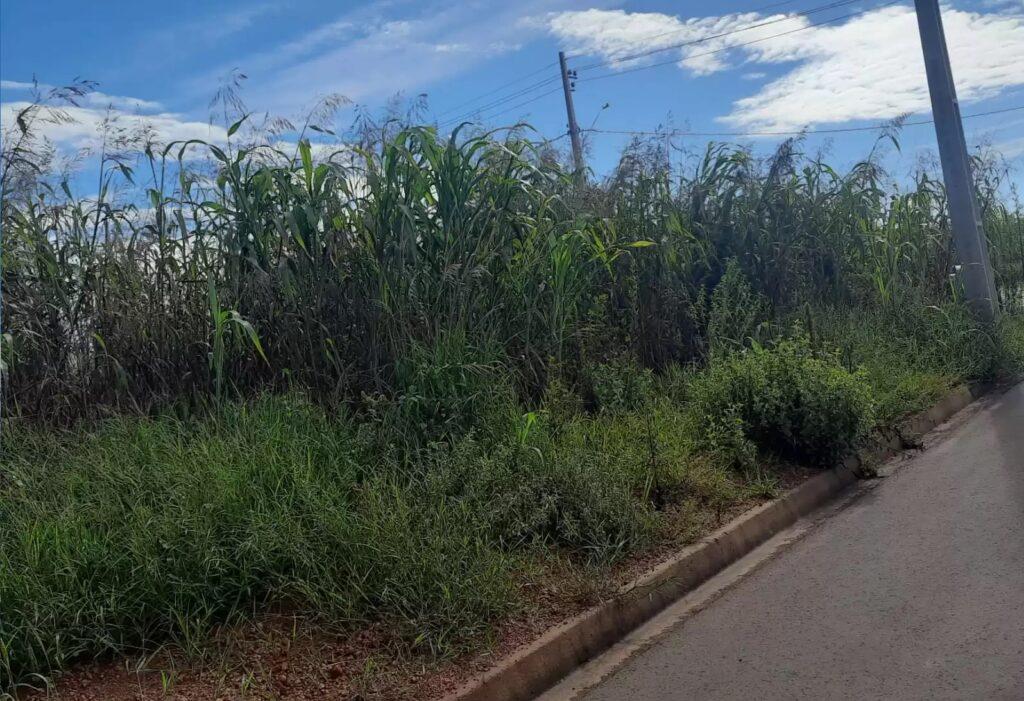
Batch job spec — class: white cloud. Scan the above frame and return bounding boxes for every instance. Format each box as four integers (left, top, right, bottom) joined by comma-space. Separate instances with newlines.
147, 2, 283, 50
972, 114, 1024, 158
0, 100, 227, 154
433, 43, 470, 53
724, 5, 1024, 131
1, 80, 37, 90
547, 8, 791, 76
995, 135, 1024, 158
269, 140, 353, 162
545, 4, 1024, 131
197, 0, 568, 113
82, 91, 164, 112
980, 0, 1023, 10
2, 80, 163, 112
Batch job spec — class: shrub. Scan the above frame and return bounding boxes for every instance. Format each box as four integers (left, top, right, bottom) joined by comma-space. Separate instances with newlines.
540, 375, 585, 425
688, 338, 876, 466
908, 302, 999, 380
589, 354, 655, 414
655, 363, 699, 406
690, 407, 758, 472
808, 303, 1003, 423
995, 315, 1024, 374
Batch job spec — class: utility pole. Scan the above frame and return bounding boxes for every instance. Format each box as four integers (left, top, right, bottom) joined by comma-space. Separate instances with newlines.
914, 0, 998, 321
558, 51, 584, 174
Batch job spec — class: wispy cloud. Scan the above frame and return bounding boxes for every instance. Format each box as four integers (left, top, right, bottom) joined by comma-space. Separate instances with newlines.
545, 3, 1024, 131
546, 8, 790, 76
994, 135, 1024, 159
148, 2, 284, 50
2, 80, 164, 112
1, 80, 37, 90
195, 0, 571, 114
979, 0, 1023, 10
1, 1, 577, 160
82, 92, 164, 112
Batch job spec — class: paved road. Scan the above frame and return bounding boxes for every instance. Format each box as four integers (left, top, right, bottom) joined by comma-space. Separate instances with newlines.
565, 383, 1024, 701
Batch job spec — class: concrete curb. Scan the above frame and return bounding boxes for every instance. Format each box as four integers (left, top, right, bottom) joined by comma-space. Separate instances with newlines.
443, 383, 980, 701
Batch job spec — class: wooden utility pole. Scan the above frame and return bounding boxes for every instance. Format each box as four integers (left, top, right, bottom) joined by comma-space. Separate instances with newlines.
558, 51, 584, 174
914, 0, 998, 321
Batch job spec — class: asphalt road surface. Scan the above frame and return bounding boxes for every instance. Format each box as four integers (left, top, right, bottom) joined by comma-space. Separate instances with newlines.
557, 382, 1024, 701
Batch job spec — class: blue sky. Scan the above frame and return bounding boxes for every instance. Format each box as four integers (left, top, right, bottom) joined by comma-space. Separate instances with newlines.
2, 0, 1023, 187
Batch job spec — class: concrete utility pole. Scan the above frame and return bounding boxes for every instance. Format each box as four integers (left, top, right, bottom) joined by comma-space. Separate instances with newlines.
914, 0, 998, 321
558, 51, 584, 174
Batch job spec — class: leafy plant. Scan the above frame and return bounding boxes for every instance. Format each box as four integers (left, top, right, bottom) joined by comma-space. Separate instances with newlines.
589, 354, 655, 414
688, 338, 876, 466
707, 260, 770, 358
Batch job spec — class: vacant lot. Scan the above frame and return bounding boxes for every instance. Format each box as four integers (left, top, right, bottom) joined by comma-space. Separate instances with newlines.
3, 107, 1024, 695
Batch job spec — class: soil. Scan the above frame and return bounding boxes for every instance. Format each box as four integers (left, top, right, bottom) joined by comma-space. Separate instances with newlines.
20, 466, 816, 701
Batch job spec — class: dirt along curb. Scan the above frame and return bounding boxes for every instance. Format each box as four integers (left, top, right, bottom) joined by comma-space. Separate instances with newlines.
442, 383, 982, 701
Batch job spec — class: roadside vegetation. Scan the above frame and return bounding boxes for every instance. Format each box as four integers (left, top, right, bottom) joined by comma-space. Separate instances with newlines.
2, 83, 1023, 693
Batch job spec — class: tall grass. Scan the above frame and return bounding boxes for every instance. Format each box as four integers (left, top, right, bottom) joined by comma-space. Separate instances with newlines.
0, 396, 517, 685
3, 87, 1022, 424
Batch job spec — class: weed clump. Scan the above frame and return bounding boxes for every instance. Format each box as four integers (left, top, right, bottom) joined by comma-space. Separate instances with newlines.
589, 354, 656, 414
688, 339, 876, 466
426, 419, 653, 562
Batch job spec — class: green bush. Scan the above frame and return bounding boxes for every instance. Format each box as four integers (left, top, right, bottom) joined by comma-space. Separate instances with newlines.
0, 387, 749, 689
655, 363, 698, 406
907, 302, 999, 380
690, 407, 758, 472
352, 479, 513, 654
589, 354, 656, 414
688, 338, 876, 466
808, 303, 1001, 424
426, 398, 745, 564
540, 375, 585, 425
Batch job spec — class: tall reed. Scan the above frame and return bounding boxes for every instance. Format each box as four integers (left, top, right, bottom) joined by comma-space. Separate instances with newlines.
2, 88, 1022, 425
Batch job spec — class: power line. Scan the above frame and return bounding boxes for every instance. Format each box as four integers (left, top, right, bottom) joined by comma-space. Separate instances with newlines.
437, 77, 560, 130
563, 0, 808, 61
438, 0, 905, 134
440, 87, 564, 132
583, 104, 1024, 139
480, 87, 564, 123
535, 132, 570, 147
433, 0, 860, 130
431, 0, 1015, 147
433, 0, 894, 135
573, 0, 866, 73
433, 61, 559, 120
749, 0, 811, 11
579, 0, 903, 84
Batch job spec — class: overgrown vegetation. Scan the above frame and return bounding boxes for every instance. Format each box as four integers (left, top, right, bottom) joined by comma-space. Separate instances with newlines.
2, 82, 1023, 692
